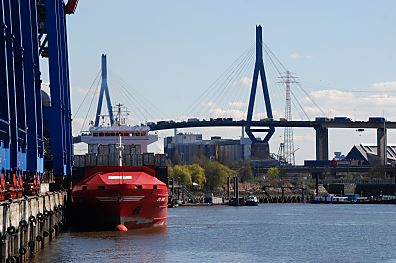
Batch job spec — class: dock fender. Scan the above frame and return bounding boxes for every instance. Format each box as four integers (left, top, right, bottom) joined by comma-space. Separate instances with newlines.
48, 227, 55, 234
53, 224, 59, 230
19, 220, 28, 228
43, 210, 49, 217
28, 215, 36, 224
5, 256, 16, 263
19, 246, 27, 255
49, 210, 54, 216
35, 235, 43, 242
58, 204, 63, 210
28, 241, 35, 248
43, 231, 49, 237
6, 226, 15, 235
37, 213, 44, 222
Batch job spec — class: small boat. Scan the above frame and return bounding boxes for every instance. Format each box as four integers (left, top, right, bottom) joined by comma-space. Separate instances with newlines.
245, 194, 259, 206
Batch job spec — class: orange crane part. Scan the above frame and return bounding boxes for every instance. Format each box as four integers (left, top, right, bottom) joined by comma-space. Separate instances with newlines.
65, 0, 79, 14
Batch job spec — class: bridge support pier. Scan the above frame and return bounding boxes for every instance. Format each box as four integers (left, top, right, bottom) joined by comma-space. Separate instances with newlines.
251, 143, 270, 160
377, 127, 387, 166
315, 127, 328, 160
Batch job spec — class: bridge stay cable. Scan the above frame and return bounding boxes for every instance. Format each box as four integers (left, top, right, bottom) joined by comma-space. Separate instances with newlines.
290, 90, 311, 120
73, 69, 101, 119
263, 47, 309, 119
263, 44, 326, 117
262, 49, 311, 120
117, 86, 154, 122
194, 48, 254, 119
186, 44, 254, 118
80, 77, 102, 132
108, 73, 157, 121
184, 43, 255, 118
225, 52, 256, 117
204, 46, 255, 118
108, 70, 164, 121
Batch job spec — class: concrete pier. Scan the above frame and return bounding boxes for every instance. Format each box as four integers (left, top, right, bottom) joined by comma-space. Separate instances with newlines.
377, 128, 387, 166
0, 191, 67, 263
315, 127, 328, 161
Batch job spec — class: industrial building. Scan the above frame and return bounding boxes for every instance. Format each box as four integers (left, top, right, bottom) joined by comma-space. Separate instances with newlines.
164, 133, 252, 164
345, 144, 396, 165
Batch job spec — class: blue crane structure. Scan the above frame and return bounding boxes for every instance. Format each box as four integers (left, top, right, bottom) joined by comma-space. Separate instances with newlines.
0, 0, 78, 195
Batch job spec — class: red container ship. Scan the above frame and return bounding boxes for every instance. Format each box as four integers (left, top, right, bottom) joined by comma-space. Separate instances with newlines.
72, 166, 168, 230
71, 54, 168, 231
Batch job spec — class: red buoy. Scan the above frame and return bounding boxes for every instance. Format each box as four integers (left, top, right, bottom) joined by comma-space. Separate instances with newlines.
116, 224, 128, 232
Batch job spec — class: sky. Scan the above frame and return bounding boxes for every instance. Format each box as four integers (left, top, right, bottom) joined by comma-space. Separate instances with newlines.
53, 0, 396, 164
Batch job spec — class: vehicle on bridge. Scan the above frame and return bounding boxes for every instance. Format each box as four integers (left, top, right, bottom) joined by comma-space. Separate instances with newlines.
368, 117, 386, 123
334, 117, 352, 122
260, 117, 273, 121
315, 117, 332, 122
157, 120, 170, 125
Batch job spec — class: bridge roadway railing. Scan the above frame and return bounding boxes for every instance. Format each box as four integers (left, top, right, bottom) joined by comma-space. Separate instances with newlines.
148, 119, 395, 166
149, 120, 396, 131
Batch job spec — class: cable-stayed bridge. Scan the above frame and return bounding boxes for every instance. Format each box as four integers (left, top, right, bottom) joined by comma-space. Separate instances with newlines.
74, 25, 392, 166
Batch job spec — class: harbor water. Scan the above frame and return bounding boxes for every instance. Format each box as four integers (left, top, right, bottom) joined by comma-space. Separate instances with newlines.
31, 204, 396, 263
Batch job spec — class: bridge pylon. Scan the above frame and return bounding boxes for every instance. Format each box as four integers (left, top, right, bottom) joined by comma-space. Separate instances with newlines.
245, 25, 274, 159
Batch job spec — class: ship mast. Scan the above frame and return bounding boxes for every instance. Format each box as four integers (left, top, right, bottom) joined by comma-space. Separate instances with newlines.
117, 135, 123, 167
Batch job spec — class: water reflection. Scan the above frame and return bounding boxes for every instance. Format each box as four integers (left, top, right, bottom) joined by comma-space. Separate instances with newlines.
29, 205, 396, 263
30, 226, 168, 263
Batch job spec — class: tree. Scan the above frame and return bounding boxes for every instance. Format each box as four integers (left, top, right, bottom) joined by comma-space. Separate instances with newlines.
191, 148, 209, 167
172, 150, 181, 165
204, 161, 236, 191
267, 167, 280, 180
170, 165, 192, 185
238, 160, 254, 182
187, 164, 206, 189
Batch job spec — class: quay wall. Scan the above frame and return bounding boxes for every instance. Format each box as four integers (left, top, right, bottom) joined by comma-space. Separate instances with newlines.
0, 191, 67, 263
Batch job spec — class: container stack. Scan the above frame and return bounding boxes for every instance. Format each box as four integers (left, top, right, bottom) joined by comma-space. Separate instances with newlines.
73, 155, 86, 167
85, 153, 97, 166
143, 153, 155, 166
155, 154, 166, 166
75, 143, 164, 167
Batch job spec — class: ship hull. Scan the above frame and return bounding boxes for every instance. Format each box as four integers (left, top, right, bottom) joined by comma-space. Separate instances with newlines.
71, 166, 168, 230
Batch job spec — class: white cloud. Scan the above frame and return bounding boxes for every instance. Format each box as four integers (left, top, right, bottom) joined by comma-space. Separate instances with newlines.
290, 52, 312, 60
240, 76, 251, 87
227, 101, 246, 108
371, 81, 396, 91
239, 76, 263, 87
298, 89, 396, 120
208, 107, 245, 120
73, 86, 99, 95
